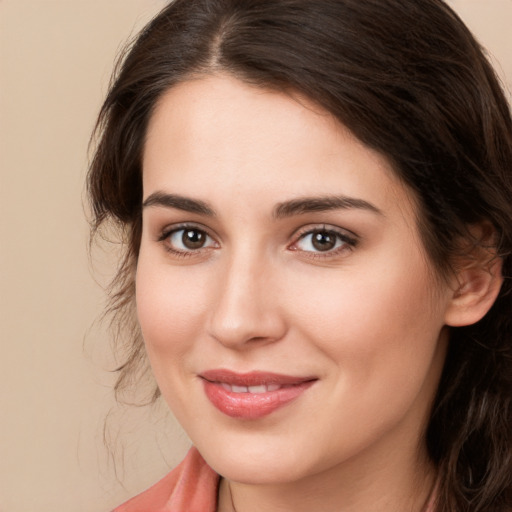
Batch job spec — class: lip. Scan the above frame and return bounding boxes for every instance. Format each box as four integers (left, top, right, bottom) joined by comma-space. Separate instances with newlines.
200, 369, 317, 419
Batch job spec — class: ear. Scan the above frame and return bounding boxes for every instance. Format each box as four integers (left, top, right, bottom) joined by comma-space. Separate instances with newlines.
444, 225, 503, 327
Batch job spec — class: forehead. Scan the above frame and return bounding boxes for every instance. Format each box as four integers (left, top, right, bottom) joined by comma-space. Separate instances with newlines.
142, 73, 416, 220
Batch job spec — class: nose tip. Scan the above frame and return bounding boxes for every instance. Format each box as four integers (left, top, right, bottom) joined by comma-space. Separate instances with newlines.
210, 316, 277, 348
207, 262, 287, 349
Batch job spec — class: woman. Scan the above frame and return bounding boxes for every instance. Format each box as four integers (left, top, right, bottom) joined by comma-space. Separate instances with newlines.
88, 0, 512, 511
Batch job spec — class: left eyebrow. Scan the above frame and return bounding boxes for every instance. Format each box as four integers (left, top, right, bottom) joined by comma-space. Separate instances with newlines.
273, 195, 383, 219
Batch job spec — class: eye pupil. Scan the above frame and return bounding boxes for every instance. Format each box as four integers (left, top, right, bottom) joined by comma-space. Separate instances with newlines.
312, 231, 336, 251
182, 229, 205, 249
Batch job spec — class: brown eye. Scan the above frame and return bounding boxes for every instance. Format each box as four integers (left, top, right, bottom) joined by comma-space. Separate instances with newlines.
294, 227, 355, 254
182, 229, 206, 249
167, 227, 215, 252
311, 231, 337, 251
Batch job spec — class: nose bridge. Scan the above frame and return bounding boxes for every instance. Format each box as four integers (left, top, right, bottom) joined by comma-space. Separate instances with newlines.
208, 243, 285, 348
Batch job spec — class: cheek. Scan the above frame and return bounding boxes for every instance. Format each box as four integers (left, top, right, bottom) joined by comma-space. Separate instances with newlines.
291, 265, 447, 449
288, 250, 446, 386
135, 257, 208, 366
134, 256, 218, 422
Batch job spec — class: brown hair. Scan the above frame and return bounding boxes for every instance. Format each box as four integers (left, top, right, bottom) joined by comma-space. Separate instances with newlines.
88, 1, 512, 510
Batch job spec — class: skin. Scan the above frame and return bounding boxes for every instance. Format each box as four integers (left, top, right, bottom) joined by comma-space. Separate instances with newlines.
136, 74, 458, 512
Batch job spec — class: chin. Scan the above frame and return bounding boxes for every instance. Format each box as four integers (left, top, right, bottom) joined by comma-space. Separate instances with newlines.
192, 430, 323, 485
211, 454, 309, 485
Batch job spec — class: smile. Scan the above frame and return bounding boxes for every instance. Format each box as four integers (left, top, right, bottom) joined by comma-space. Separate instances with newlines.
200, 370, 317, 419
219, 383, 283, 393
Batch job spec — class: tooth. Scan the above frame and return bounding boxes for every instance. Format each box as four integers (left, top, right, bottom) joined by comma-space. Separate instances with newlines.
221, 383, 232, 392
248, 385, 267, 394
267, 384, 280, 392
231, 385, 248, 393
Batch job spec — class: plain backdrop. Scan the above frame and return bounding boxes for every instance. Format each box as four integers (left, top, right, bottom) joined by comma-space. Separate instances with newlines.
0, 1, 511, 511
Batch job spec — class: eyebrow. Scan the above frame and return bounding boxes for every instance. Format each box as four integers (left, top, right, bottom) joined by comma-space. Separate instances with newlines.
142, 191, 216, 216
273, 195, 383, 219
142, 191, 382, 219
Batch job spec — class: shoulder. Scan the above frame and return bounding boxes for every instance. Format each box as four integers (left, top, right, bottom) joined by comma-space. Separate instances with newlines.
112, 447, 220, 512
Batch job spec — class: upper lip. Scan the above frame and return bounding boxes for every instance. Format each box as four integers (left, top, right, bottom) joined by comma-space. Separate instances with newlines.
199, 369, 317, 386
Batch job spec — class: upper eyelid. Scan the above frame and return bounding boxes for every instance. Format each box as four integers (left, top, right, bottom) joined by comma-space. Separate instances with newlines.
291, 224, 358, 241
158, 222, 216, 240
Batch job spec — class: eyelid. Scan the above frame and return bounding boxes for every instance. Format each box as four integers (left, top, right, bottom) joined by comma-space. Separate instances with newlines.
291, 223, 358, 243
288, 224, 358, 255
158, 222, 219, 257
157, 222, 216, 241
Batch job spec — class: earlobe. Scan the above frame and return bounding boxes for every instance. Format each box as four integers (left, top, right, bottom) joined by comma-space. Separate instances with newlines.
444, 252, 503, 328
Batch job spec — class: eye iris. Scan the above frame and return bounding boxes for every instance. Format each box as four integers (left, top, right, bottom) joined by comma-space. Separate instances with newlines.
312, 231, 336, 251
182, 229, 205, 249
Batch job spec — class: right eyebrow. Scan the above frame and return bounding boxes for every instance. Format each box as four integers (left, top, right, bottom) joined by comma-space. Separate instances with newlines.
142, 191, 216, 216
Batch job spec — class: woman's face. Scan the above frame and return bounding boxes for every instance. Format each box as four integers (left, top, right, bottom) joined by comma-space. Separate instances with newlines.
137, 74, 454, 484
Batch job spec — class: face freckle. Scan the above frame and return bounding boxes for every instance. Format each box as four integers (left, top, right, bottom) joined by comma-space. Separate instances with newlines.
136, 73, 454, 488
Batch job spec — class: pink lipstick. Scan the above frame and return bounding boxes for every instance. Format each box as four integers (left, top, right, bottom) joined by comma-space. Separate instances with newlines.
200, 370, 317, 419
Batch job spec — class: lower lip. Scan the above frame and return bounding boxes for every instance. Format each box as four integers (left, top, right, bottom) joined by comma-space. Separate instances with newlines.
202, 380, 315, 419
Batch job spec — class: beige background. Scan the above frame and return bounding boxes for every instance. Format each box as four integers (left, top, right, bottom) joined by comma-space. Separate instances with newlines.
0, 1, 510, 511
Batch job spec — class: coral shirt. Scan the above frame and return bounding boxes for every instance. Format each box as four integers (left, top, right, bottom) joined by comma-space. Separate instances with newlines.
113, 447, 437, 512
113, 447, 219, 512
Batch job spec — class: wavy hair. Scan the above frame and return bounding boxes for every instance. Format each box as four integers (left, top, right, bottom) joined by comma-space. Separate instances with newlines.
88, 1, 512, 510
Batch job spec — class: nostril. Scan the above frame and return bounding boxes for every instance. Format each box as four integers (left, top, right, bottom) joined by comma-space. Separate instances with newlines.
247, 336, 270, 343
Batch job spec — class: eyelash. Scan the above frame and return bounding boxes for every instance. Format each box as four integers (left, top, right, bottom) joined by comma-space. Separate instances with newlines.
290, 225, 358, 259
157, 223, 358, 260
158, 223, 218, 259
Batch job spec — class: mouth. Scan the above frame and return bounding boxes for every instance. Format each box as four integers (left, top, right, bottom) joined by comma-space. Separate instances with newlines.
199, 369, 317, 419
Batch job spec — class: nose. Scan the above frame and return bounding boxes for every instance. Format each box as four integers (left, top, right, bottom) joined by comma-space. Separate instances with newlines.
207, 251, 287, 349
